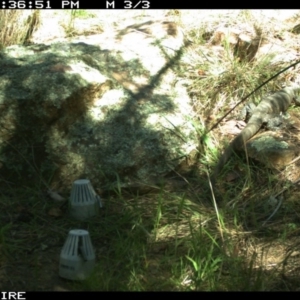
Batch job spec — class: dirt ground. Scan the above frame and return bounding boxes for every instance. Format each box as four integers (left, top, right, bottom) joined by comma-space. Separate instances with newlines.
1, 9, 300, 291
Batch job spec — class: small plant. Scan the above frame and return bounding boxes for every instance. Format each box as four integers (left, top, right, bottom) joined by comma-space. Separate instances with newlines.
62, 10, 97, 37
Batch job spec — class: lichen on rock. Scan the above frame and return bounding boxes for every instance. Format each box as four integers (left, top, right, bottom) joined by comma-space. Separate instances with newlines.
0, 21, 199, 192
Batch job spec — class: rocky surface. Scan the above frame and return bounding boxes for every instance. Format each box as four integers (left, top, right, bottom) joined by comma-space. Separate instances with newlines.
0, 20, 199, 192
246, 132, 298, 169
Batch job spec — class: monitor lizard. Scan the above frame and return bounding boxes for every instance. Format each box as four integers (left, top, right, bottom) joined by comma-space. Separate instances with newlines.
210, 84, 300, 185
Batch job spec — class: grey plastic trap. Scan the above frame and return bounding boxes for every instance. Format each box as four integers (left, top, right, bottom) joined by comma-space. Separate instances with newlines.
59, 229, 95, 280
69, 179, 102, 220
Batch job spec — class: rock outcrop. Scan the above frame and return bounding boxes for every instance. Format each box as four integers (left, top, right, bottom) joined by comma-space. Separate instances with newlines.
0, 21, 199, 193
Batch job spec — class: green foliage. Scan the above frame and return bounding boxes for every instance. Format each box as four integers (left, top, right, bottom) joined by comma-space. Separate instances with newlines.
1, 10, 300, 291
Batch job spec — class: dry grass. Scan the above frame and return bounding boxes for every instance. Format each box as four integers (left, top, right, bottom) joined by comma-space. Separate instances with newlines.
1, 9, 300, 291
0, 10, 40, 48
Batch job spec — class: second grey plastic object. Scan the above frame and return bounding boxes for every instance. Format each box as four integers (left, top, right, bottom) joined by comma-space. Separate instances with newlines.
59, 229, 95, 280
70, 179, 103, 220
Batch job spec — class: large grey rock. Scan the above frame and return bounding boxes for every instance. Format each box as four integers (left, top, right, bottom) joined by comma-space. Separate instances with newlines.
0, 21, 199, 192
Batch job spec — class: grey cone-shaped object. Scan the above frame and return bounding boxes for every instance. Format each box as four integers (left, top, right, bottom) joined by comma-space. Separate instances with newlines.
59, 229, 95, 280
69, 179, 102, 220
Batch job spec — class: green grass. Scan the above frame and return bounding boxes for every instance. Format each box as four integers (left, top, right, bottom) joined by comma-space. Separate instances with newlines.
0, 172, 298, 290
1, 10, 300, 290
